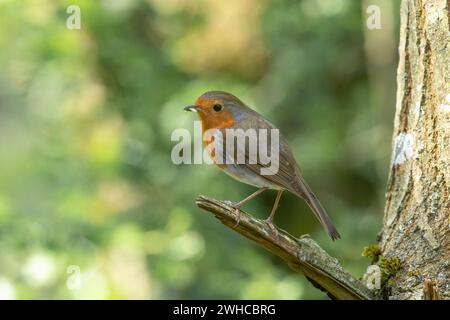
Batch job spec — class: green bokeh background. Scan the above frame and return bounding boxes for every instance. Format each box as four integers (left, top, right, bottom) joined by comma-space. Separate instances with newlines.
0, 0, 400, 299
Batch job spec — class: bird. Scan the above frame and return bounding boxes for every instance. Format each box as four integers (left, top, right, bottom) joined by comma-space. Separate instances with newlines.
184, 90, 341, 240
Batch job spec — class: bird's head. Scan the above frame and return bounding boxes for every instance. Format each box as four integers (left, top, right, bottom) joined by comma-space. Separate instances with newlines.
184, 91, 248, 130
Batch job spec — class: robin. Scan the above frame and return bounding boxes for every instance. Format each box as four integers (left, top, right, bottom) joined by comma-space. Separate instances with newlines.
184, 91, 341, 240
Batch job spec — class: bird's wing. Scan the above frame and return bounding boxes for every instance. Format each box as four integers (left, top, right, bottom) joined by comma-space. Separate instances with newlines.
222, 115, 304, 194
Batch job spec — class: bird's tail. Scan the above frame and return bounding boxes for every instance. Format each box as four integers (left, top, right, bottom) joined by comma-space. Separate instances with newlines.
295, 176, 341, 241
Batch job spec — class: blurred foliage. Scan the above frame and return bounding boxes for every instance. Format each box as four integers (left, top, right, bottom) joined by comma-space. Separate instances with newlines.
0, 0, 399, 299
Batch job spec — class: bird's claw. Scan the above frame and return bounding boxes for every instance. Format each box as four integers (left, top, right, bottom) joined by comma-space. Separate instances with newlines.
263, 219, 279, 238
229, 203, 241, 228
234, 209, 241, 228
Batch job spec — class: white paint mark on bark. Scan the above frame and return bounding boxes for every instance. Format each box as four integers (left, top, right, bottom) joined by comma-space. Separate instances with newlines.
393, 132, 414, 165
439, 94, 450, 113
414, 101, 421, 116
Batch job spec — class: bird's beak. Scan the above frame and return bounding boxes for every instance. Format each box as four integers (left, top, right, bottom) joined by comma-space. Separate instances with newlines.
184, 105, 199, 112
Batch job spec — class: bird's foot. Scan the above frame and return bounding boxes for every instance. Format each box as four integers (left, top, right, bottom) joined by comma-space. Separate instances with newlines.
263, 218, 279, 238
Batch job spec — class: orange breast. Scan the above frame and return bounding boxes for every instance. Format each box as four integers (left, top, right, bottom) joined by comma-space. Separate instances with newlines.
199, 109, 234, 131
203, 128, 225, 169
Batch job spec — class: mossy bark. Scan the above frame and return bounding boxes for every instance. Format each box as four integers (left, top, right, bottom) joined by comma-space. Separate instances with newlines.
380, 0, 449, 299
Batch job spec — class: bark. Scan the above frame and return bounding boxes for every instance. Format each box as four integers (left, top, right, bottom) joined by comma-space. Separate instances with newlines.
380, 0, 449, 300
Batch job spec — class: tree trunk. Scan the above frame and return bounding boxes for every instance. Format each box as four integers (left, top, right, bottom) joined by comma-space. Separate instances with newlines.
380, 0, 449, 300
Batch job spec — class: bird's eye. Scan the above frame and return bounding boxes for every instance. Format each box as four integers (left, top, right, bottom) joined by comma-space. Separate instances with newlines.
213, 104, 223, 112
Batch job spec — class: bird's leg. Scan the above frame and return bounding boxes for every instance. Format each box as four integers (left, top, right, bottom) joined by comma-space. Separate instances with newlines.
264, 189, 284, 236
230, 187, 267, 227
